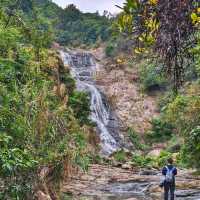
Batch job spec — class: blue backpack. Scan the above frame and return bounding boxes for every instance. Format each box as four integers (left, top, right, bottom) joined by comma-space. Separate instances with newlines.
165, 166, 175, 183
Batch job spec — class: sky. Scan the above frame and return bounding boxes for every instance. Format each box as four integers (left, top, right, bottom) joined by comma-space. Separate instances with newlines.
52, 0, 125, 14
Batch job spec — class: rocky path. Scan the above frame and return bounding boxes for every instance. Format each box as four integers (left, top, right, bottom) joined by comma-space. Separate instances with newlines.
62, 164, 200, 200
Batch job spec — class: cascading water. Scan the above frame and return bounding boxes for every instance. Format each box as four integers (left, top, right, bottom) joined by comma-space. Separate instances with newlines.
60, 50, 121, 156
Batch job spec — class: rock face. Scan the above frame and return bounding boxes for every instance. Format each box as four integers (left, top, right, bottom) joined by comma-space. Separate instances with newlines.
62, 164, 200, 200
93, 48, 159, 134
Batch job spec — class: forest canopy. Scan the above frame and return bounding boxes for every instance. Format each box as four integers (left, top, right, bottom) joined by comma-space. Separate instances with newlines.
0, 0, 112, 47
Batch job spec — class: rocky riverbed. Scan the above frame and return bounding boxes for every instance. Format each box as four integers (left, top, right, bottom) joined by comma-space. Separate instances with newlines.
62, 164, 200, 200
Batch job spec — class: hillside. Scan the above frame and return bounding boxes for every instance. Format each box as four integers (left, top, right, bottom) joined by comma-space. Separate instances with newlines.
3, 0, 112, 47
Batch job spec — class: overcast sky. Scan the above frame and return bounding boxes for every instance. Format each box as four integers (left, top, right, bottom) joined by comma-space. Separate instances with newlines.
52, 0, 125, 14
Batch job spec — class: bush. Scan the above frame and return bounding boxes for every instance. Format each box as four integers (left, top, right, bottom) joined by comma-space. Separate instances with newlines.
158, 91, 176, 112
0, 25, 21, 57
145, 118, 174, 144
131, 154, 155, 168
139, 61, 167, 92
114, 150, 127, 163
128, 128, 147, 150
159, 84, 200, 169
165, 92, 200, 135
68, 91, 91, 126
157, 151, 173, 167
181, 126, 200, 169
105, 42, 116, 57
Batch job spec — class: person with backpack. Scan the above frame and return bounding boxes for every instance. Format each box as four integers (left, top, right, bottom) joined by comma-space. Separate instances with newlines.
161, 158, 177, 200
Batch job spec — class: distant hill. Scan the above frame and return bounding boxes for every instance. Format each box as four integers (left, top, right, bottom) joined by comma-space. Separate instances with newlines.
4, 0, 112, 46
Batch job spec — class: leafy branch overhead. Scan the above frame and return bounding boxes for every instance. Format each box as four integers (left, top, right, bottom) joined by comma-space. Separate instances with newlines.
118, 0, 200, 91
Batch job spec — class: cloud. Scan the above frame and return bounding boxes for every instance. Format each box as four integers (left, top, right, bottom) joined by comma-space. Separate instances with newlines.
52, 0, 124, 14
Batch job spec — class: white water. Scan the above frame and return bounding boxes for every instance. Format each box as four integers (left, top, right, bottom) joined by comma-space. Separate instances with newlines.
60, 50, 120, 156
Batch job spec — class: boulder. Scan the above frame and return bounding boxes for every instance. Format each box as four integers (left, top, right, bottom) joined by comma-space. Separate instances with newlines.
36, 191, 52, 200
121, 163, 132, 170
148, 149, 162, 157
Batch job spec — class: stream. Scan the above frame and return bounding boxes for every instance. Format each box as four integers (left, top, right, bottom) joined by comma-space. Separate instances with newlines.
60, 50, 200, 200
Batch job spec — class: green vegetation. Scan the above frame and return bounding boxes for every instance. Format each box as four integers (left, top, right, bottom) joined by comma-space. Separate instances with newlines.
118, 0, 200, 171
131, 154, 155, 168
68, 91, 91, 125
1, 1, 200, 198
58, 6, 112, 47
2, 0, 112, 47
139, 60, 167, 92
114, 150, 127, 163
119, 0, 199, 91
145, 118, 174, 144
0, 4, 95, 199
128, 128, 147, 150
181, 126, 200, 169
163, 86, 200, 169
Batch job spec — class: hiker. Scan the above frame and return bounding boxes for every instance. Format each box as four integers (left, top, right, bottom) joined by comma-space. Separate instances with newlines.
161, 158, 177, 200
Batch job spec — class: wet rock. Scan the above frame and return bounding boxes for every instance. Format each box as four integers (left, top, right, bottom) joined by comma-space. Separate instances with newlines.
140, 170, 158, 176
176, 189, 200, 197
79, 71, 91, 77
62, 164, 200, 200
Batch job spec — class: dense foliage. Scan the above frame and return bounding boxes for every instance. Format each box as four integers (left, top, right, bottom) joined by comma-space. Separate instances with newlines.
57, 5, 112, 47
1, 0, 112, 47
119, 0, 200, 91
0, 4, 94, 199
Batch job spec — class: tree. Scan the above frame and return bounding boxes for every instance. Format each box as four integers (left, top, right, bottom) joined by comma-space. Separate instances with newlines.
29, 16, 54, 61
0, 25, 21, 57
62, 4, 81, 22
26, 3, 54, 61
119, 0, 200, 92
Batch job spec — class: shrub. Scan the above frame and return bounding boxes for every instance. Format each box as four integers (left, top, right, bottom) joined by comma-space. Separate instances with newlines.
181, 126, 200, 169
145, 118, 174, 144
105, 42, 116, 57
0, 51, 92, 198
128, 128, 147, 150
68, 91, 91, 126
158, 91, 176, 112
139, 61, 167, 92
165, 93, 200, 135
157, 151, 173, 167
114, 150, 127, 163
0, 25, 21, 57
131, 154, 155, 168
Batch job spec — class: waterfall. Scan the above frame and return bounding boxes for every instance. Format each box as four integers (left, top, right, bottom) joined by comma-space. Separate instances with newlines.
60, 50, 121, 156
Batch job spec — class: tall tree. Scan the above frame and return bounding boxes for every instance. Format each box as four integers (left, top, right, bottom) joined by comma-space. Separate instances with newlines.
119, 0, 200, 91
